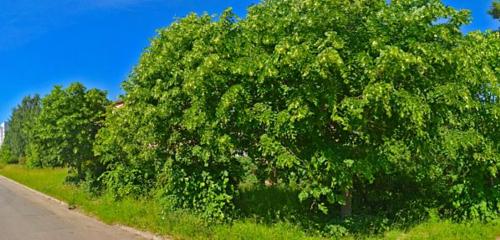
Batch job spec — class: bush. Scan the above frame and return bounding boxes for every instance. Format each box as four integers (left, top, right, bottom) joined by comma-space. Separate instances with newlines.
0, 145, 14, 164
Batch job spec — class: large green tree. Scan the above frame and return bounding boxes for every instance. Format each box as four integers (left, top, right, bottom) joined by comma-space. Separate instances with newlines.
94, 0, 499, 221
95, 11, 246, 219
0, 95, 41, 164
30, 83, 110, 182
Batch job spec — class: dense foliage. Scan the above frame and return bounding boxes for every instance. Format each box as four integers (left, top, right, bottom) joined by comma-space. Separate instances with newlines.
28, 83, 110, 183
0, 95, 41, 164
491, 0, 500, 19
93, 0, 499, 222
2, 0, 499, 236
95, 11, 246, 219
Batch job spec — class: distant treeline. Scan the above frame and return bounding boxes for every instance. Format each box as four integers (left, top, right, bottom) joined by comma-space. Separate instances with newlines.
1, 0, 499, 236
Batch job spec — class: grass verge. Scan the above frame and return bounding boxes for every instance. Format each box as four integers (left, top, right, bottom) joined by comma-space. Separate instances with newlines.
0, 165, 320, 240
0, 164, 499, 240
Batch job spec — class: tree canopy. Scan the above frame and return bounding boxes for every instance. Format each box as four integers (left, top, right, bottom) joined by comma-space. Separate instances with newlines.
28, 83, 110, 183
93, 0, 500, 221
490, 1, 500, 19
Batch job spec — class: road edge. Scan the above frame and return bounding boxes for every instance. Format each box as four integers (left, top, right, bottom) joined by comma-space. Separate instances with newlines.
0, 175, 167, 240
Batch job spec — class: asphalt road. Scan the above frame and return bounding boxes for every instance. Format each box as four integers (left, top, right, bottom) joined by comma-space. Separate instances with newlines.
0, 176, 143, 240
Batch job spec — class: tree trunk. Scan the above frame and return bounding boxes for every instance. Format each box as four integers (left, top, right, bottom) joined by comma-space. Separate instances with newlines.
340, 190, 352, 219
265, 167, 278, 187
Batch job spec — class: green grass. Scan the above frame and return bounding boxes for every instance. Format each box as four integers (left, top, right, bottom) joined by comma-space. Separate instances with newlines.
0, 165, 322, 240
374, 220, 500, 240
0, 164, 499, 240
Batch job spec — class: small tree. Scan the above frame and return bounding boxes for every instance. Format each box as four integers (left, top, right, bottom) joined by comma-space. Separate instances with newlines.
0, 95, 41, 164
30, 83, 109, 182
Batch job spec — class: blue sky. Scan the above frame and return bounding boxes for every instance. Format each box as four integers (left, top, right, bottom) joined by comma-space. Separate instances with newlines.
0, 0, 498, 122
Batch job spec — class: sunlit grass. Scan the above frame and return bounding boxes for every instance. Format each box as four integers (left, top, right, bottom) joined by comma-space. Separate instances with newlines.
374, 220, 500, 240
0, 165, 323, 240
